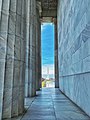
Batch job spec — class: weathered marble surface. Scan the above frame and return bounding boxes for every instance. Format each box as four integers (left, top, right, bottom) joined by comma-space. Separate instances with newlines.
54, 19, 59, 88
25, 0, 30, 97
28, 0, 37, 97
36, 8, 39, 91
36, 6, 41, 91
2, 0, 16, 117
0, 37, 6, 120
0, 0, 26, 119
58, 0, 90, 116
12, 0, 26, 117
0, 0, 11, 119
38, 18, 41, 89
25, 0, 41, 97
0, 0, 41, 119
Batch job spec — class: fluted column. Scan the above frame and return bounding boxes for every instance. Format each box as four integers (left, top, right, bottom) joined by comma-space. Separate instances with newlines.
54, 18, 59, 88
18, 0, 26, 115
0, 0, 10, 119
11, 0, 22, 116
0, 37, 6, 120
12, 0, 26, 117
0, 0, 2, 20
2, 0, 17, 118
29, 0, 37, 97
36, 6, 40, 91
1, 0, 26, 118
38, 20, 41, 89
37, 15, 41, 89
25, 0, 30, 97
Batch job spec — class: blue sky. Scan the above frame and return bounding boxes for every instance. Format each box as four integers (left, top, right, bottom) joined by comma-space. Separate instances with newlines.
41, 23, 54, 78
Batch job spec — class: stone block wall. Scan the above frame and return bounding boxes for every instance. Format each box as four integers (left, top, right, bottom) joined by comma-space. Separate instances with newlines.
58, 0, 90, 116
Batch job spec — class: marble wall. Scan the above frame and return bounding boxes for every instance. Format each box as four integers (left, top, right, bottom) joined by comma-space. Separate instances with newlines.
58, 0, 90, 116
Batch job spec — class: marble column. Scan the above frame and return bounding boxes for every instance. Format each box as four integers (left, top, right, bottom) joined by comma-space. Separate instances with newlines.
0, 37, 7, 120
54, 18, 59, 88
2, 0, 26, 118
0, 0, 10, 119
38, 20, 41, 89
36, 6, 40, 91
0, 0, 26, 119
2, 0, 16, 118
0, 0, 2, 20
12, 0, 26, 117
28, 0, 37, 97
18, 0, 26, 115
0, 37, 6, 120
25, 0, 30, 97
11, 0, 22, 116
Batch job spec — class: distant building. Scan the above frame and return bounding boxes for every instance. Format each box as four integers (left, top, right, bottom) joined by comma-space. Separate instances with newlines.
46, 67, 50, 80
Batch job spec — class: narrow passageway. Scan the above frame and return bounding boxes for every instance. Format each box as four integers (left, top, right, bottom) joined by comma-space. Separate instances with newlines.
22, 88, 90, 120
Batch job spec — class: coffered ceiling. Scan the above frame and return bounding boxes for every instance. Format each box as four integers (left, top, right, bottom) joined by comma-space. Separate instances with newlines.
37, 0, 57, 22
41, 0, 57, 17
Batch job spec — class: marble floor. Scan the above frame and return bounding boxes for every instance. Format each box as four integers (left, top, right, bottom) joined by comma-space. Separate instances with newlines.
21, 88, 90, 120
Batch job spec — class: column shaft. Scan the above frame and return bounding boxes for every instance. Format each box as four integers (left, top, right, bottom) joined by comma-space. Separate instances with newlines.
12, 0, 26, 116
29, 0, 37, 97
0, 0, 10, 119
0, 0, 2, 20
3, 0, 25, 118
38, 19, 41, 89
11, 0, 22, 116
2, 0, 17, 118
18, 0, 26, 114
54, 19, 59, 88
25, 0, 30, 97
36, 7, 39, 91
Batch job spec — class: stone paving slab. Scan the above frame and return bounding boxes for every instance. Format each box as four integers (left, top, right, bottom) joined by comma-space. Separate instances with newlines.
21, 88, 90, 120
4, 88, 90, 120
